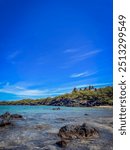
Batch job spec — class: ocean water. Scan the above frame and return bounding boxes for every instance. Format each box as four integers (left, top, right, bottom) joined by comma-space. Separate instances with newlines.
0, 106, 113, 149
0, 105, 112, 117
0, 105, 112, 127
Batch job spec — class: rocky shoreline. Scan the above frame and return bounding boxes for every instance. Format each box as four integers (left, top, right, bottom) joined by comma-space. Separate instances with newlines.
0, 99, 113, 107
0, 112, 99, 149
0, 107, 113, 150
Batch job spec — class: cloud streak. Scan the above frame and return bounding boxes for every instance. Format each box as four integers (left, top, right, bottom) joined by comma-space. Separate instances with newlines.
7, 51, 21, 60
0, 82, 67, 98
61, 47, 101, 68
64, 48, 79, 53
71, 50, 101, 62
6, 50, 22, 64
0, 82, 48, 96
70, 71, 97, 78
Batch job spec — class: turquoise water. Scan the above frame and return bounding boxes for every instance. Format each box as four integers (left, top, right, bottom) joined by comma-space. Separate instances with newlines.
0, 105, 112, 115
0, 106, 113, 149
0, 105, 112, 124
0, 105, 112, 122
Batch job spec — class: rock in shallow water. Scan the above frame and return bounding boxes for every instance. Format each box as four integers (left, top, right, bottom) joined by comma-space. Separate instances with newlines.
0, 112, 23, 119
0, 119, 12, 127
52, 107, 61, 110
0, 112, 23, 127
56, 140, 68, 148
58, 123, 99, 140
11, 114, 23, 119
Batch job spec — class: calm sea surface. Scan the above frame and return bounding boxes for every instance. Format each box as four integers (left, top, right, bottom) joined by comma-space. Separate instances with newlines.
0, 105, 112, 119
0, 105, 113, 114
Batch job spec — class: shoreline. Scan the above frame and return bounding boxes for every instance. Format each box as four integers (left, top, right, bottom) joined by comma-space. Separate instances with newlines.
93, 105, 113, 108
0, 104, 113, 108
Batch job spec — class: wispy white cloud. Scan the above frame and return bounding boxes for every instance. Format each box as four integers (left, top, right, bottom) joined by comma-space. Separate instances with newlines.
63, 45, 89, 53
7, 51, 21, 60
61, 47, 101, 68
0, 82, 67, 99
71, 50, 101, 62
6, 50, 22, 64
64, 48, 78, 53
70, 71, 97, 78
0, 82, 48, 96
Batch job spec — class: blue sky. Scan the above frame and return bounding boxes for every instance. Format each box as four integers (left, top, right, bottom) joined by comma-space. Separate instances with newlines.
0, 0, 113, 101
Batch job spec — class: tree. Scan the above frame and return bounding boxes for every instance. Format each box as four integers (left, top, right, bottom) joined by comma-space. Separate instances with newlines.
94, 88, 97, 91
72, 87, 78, 93
88, 85, 94, 90
84, 87, 88, 91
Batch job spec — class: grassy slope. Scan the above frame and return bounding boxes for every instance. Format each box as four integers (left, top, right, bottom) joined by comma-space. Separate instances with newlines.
0, 86, 113, 106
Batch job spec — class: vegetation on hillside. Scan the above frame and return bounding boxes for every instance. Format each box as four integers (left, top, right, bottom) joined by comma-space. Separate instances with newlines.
0, 86, 113, 107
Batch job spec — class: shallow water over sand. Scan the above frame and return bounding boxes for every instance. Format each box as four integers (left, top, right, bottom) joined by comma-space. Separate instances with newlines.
0, 105, 113, 150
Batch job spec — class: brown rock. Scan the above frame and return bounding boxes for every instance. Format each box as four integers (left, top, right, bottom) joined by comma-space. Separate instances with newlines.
11, 114, 23, 119
52, 107, 61, 110
0, 112, 23, 127
0, 119, 11, 127
56, 140, 67, 148
58, 123, 98, 140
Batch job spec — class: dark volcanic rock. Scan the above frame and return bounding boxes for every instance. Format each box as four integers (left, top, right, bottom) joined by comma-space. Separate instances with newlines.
0, 112, 23, 119
0, 112, 11, 119
48, 98, 112, 107
49, 99, 79, 107
11, 114, 23, 119
84, 113, 89, 116
52, 107, 61, 110
0, 112, 12, 127
0, 112, 23, 127
56, 140, 68, 148
58, 123, 99, 140
0, 119, 12, 127
57, 118, 65, 121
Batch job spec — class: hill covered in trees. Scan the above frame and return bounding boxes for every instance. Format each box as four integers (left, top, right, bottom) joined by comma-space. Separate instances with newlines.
0, 86, 113, 107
